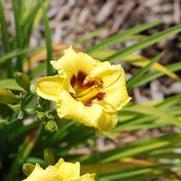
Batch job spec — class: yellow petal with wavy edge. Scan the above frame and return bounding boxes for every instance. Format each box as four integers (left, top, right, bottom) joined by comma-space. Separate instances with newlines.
22, 164, 57, 181
51, 47, 99, 74
72, 173, 95, 181
36, 47, 131, 132
56, 90, 103, 128
51, 47, 100, 92
36, 75, 63, 101
88, 61, 131, 111
97, 111, 118, 132
22, 159, 95, 181
55, 158, 80, 180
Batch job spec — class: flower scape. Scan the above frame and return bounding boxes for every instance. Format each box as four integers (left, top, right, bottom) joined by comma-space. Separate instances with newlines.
36, 47, 131, 132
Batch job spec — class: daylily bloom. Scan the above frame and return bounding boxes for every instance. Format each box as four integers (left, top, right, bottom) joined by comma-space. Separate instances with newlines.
36, 47, 131, 132
23, 158, 94, 181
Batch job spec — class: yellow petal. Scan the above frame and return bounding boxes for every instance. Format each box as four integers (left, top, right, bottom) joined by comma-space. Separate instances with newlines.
88, 61, 131, 110
22, 164, 57, 181
54, 158, 80, 180
51, 47, 99, 74
36, 75, 63, 101
56, 90, 103, 128
72, 173, 95, 181
23, 159, 95, 181
97, 111, 118, 132
35, 47, 130, 132
51, 47, 100, 92
87, 62, 120, 87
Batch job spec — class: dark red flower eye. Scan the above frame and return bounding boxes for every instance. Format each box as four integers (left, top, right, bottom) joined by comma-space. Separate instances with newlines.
95, 92, 105, 100
70, 75, 77, 87
77, 71, 86, 84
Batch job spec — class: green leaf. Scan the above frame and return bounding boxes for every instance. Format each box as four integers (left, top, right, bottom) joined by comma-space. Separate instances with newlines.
8, 125, 42, 179
0, 119, 8, 127
123, 104, 181, 127
0, 0, 12, 76
0, 0, 10, 52
120, 54, 180, 81
83, 134, 181, 164
99, 164, 175, 180
21, 0, 44, 29
86, 21, 160, 54
105, 24, 181, 62
133, 62, 181, 88
43, 4, 53, 75
0, 49, 28, 66
29, 62, 46, 78
157, 94, 181, 109
127, 53, 162, 90
11, 0, 23, 71
21, 0, 44, 47
74, 28, 106, 45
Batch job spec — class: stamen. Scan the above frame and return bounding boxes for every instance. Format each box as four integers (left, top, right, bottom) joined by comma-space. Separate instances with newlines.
83, 92, 105, 107
70, 71, 105, 105
75, 85, 99, 98
95, 92, 105, 100
76, 86, 102, 103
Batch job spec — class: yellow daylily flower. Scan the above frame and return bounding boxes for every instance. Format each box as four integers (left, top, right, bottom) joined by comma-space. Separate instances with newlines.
23, 158, 95, 181
36, 47, 131, 132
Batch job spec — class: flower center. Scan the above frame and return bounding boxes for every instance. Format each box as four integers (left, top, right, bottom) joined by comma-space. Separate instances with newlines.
70, 71, 105, 106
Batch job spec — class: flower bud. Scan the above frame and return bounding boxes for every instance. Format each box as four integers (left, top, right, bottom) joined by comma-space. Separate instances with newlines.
8, 104, 21, 112
36, 111, 46, 121
0, 87, 18, 104
14, 72, 30, 91
44, 148, 55, 166
45, 120, 58, 133
22, 163, 35, 176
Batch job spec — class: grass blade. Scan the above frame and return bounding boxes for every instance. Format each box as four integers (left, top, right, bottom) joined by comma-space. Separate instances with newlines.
127, 54, 162, 90
121, 54, 180, 81
43, 4, 53, 75
133, 62, 181, 88
123, 104, 181, 127
86, 21, 160, 54
0, 49, 28, 66
99, 164, 175, 181
83, 134, 181, 164
11, 0, 23, 71
105, 24, 181, 62
74, 28, 106, 45
21, 0, 44, 47
0, 0, 12, 76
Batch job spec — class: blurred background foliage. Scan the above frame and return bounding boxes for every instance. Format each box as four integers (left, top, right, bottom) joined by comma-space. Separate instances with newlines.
0, 0, 181, 180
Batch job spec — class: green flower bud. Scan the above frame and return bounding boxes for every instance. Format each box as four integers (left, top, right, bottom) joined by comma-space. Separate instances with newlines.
0, 87, 18, 104
44, 148, 55, 166
45, 120, 58, 133
8, 104, 21, 112
14, 72, 30, 91
36, 111, 46, 121
22, 163, 35, 176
